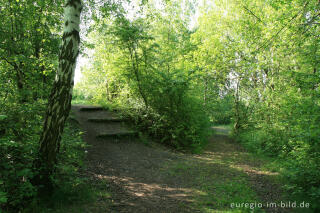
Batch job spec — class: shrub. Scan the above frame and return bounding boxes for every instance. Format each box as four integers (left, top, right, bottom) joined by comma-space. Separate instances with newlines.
0, 102, 88, 212
237, 92, 320, 211
121, 70, 212, 152
0, 103, 43, 211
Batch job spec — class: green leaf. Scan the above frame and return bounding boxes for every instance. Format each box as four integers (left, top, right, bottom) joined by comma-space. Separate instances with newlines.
0, 115, 7, 121
0, 191, 7, 204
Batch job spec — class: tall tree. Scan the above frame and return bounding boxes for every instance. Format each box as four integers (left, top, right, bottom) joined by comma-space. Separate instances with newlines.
0, 0, 63, 103
35, 0, 83, 189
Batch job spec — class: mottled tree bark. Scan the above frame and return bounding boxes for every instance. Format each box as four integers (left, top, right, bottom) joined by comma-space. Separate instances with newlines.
34, 0, 83, 190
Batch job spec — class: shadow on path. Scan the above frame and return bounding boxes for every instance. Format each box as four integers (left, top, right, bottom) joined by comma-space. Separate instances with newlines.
71, 105, 287, 213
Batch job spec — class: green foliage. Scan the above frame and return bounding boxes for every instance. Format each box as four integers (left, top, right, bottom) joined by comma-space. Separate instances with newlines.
35, 122, 91, 212
0, 0, 103, 211
236, 66, 320, 209
0, 102, 43, 211
77, 7, 211, 152
0, 101, 88, 212
0, 0, 62, 103
206, 95, 233, 125
127, 66, 211, 151
1, 0, 319, 210
129, 94, 211, 152
0, 137, 37, 211
188, 0, 320, 209
0, 115, 7, 121
52, 122, 88, 200
0, 0, 65, 210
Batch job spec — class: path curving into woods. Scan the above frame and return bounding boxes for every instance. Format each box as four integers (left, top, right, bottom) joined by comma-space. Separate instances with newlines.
71, 105, 288, 213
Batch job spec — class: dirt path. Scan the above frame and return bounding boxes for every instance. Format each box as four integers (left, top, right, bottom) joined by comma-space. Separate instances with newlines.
71, 105, 288, 213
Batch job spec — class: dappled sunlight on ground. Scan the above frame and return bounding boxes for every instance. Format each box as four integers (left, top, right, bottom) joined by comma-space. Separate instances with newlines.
159, 127, 286, 212
93, 173, 194, 201
230, 164, 279, 176
73, 106, 287, 212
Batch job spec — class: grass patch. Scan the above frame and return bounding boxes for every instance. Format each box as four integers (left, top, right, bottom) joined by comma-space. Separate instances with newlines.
71, 98, 93, 105
163, 158, 263, 212
160, 129, 289, 212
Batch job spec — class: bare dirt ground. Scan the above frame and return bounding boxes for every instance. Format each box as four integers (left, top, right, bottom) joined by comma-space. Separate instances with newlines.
71, 105, 288, 213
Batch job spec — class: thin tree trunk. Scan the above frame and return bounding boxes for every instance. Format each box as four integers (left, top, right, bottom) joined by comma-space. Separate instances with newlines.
234, 79, 241, 133
128, 45, 148, 109
203, 77, 208, 105
34, 0, 82, 191
14, 63, 27, 103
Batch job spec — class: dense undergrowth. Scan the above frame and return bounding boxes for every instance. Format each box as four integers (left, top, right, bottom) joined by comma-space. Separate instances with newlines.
1, 0, 319, 211
0, 102, 89, 212
236, 90, 320, 211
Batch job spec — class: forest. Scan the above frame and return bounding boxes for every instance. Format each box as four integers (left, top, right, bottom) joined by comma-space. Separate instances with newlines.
0, 0, 319, 212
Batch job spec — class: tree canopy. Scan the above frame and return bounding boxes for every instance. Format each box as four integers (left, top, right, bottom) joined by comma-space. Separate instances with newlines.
1, 0, 320, 211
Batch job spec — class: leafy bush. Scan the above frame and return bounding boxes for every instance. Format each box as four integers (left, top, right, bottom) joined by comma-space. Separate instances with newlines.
237, 91, 320, 211
0, 103, 43, 211
0, 102, 88, 212
119, 69, 211, 152
133, 98, 211, 152
77, 17, 212, 152
205, 95, 233, 125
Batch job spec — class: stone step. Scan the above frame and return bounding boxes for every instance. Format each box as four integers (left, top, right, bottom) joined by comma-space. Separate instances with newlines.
96, 130, 137, 139
79, 106, 104, 111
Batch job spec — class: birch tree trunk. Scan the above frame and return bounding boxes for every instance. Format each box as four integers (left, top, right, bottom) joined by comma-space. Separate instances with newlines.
35, 0, 83, 190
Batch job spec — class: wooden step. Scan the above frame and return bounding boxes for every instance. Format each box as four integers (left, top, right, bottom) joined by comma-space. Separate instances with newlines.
88, 117, 124, 123
79, 106, 104, 111
96, 130, 137, 139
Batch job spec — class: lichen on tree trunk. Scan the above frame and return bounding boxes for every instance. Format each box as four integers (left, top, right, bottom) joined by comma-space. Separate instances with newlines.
34, 0, 83, 190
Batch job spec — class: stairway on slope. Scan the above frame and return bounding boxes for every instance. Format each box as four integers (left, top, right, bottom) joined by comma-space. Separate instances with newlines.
71, 105, 137, 139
